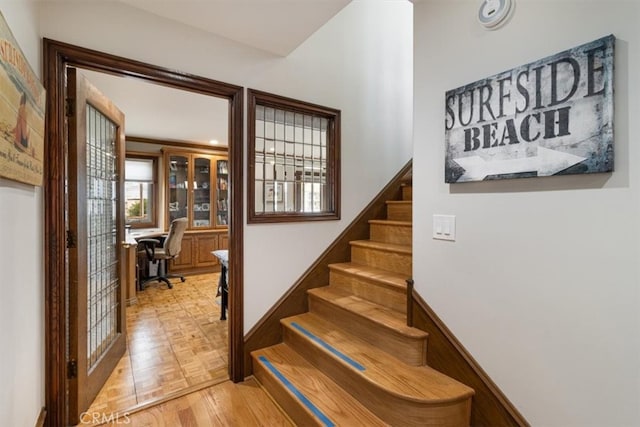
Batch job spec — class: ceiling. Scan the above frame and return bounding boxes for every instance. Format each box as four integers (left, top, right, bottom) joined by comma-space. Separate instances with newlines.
76, 0, 352, 146
80, 69, 230, 146
117, 0, 352, 57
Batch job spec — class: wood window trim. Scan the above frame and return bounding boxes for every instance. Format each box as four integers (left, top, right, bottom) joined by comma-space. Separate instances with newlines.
125, 152, 159, 229
247, 89, 341, 223
43, 38, 244, 427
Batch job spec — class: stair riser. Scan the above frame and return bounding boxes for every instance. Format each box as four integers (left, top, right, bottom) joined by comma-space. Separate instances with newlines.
369, 223, 412, 246
402, 186, 412, 201
252, 358, 323, 426
329, 269, 405, 312
283, 326, 471, 427
351, 246, 412, 276
386, 204, 412, 221
308, 294, 426, 366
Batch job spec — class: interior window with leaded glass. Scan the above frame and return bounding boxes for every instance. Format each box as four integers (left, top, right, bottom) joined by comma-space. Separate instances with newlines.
248, 89, 340, 223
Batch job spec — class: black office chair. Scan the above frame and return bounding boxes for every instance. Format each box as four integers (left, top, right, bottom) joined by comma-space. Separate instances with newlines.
138, 217, 188, 289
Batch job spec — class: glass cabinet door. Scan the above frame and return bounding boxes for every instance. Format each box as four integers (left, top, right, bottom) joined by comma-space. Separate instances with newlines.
192, 156, 212, 228
216, 159, 229, 226
168, 155, 189, 223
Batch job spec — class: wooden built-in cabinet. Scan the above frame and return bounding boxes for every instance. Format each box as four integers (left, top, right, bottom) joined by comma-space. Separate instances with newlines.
168, 230, 229, 274
165, 150, 229, 229
163, 149, 229, 274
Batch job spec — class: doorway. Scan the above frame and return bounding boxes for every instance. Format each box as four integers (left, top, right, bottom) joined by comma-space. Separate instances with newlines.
43, 39, 244, 427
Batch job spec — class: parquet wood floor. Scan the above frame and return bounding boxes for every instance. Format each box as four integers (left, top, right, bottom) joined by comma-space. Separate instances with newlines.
85, 272, 229, 417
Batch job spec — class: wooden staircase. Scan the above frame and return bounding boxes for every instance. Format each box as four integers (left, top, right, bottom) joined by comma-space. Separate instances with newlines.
251, 184, 475, 426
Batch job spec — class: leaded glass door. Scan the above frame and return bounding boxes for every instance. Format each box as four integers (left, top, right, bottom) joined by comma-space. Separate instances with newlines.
66, 68, 126, 425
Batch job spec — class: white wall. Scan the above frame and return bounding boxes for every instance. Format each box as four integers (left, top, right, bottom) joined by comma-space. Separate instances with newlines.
413, 1, 639, 426
38, 0, 413, 331
0, 2, 44, 426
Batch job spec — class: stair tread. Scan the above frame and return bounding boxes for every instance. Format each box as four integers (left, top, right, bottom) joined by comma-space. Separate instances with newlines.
386, 200, 412, 205
328, 262, 408, 291
283, 312, 475, 403
350, 239, 412, 254
368, 219, 412, 226
308, 286, 425, 338
252, 343, 387, 426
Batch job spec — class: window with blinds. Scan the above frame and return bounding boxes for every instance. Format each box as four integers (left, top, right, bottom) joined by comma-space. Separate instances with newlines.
124, 155, 157, 228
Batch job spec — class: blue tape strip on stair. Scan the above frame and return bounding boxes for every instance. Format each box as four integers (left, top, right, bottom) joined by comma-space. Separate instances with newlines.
258, 356, 335, 427
290, 322, 366, 371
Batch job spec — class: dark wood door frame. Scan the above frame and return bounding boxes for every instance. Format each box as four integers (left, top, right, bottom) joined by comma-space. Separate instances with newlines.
43, 38, 244, 427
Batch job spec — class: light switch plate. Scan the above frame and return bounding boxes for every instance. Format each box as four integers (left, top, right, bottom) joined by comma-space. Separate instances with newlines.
433, 214, 456, 241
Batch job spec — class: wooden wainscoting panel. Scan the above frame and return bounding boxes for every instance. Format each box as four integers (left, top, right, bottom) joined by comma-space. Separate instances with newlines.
243, 160, 412, 375
411, 290, 529, 427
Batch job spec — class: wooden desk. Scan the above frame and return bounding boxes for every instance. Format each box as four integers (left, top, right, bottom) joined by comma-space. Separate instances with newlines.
122, 242, 138, 306
123, 228, 165, 305
212, 250, 229, 320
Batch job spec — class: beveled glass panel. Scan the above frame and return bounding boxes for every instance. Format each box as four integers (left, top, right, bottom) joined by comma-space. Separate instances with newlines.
85, 104, 119, 370
275, 163, 285, 181
265, 121, 275, 140
255, 159, 264, 180
294, 123, 303, 143
265, 139, 275, 153
285, 164, 295, 182
256, 119, 265, 138
303, 125, 312, 144
264, 159, 275, 180
275, 122, 285, 141
255, 180, 265, 212
285, 142, 295, 156
285, 124, 295, 142
282, 182, 295, 211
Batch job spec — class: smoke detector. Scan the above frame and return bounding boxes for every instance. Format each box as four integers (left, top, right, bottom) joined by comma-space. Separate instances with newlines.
478, 0, 514, 30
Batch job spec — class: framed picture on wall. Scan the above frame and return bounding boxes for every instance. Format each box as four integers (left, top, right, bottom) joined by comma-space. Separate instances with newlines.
444, 34, 614, 183
265, 182, 283, 203
0, 11, 46, 186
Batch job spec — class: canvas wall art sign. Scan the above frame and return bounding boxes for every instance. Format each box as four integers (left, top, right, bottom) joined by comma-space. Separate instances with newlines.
0, 11, 45, 186
445, 35, 614, 183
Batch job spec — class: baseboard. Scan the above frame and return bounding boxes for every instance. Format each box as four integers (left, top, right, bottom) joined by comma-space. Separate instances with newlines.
35, 407, 46, 427
243, 160, 412, 375
411, 289, 530, 427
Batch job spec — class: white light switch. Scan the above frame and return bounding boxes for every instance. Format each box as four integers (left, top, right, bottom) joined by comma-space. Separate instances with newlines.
433, 215, 456, 241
